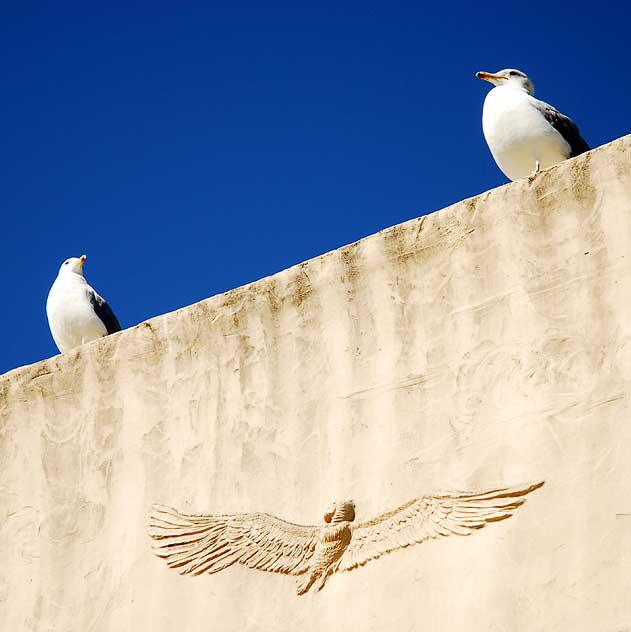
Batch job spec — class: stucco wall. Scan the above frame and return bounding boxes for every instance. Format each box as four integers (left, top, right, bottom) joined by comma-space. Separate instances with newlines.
2, 135, 631, 631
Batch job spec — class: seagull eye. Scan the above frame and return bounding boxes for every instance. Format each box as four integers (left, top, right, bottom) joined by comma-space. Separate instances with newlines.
509, 71, 521, 77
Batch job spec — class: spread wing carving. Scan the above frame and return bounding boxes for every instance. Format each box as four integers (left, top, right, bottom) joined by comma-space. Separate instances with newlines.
149, 481, 543, 594
149, 504, 319, 576
337, 481, 544, 572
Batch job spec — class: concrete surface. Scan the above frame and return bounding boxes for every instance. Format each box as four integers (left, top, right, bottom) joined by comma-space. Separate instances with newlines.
1, 135, 631, 631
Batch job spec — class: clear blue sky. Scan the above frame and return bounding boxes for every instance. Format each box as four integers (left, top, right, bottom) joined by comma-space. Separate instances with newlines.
2, 2, 628, 374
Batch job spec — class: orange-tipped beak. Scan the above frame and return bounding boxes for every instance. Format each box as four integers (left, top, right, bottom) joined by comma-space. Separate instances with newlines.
79, 254, 87, 265
476, 71, 505, 82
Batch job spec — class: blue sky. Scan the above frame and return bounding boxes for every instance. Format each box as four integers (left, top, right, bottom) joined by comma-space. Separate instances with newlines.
2, 2, 629, 374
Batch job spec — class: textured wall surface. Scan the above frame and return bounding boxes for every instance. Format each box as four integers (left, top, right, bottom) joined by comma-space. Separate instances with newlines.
2, 136, 631, 631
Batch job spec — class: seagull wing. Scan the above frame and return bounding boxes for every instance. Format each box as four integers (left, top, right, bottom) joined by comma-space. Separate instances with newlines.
149, 504, 320, 577
535, 99, 590, 157
87, 288, 121, 334
337, 481, 543, 573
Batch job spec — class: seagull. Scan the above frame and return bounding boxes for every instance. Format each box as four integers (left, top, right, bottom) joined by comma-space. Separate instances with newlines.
476, 68, 589, 181
46, 255, 121, 353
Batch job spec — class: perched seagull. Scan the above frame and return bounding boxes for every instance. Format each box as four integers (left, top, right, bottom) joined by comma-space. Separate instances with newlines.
476, 68, 589, 181
46, 255, 121, 353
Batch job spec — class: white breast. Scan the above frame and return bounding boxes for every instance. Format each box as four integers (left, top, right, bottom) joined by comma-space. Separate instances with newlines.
482, 87, 571, 181
46, 275, 108, 352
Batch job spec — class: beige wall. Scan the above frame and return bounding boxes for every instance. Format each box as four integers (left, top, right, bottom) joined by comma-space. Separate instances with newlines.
2, 135, 631, 631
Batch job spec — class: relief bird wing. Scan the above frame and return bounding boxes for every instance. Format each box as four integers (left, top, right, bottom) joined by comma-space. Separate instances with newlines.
337, 481, 544, 573
149, 504, 319, 577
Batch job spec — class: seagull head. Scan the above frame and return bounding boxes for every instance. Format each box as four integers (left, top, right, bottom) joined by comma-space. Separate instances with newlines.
58, 254, 87, 276
476, 68, 535, 95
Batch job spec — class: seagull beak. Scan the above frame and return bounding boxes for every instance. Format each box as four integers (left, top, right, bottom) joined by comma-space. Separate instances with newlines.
476, 71, 505, 82
79, 254, 87, 266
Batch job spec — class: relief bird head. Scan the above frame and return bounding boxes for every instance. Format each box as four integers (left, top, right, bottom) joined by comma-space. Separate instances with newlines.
323, 500, 356, 524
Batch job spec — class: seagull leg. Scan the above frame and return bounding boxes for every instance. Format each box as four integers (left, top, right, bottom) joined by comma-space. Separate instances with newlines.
528, 160, 541, 182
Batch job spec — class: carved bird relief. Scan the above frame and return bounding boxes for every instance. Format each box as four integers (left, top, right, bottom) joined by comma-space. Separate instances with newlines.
149, 481, 543, 595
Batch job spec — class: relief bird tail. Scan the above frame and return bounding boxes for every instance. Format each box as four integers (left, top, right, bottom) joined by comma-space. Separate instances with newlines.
295, 572, 318, 595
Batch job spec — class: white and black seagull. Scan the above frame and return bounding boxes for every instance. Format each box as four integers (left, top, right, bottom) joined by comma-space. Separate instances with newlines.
476, 68, 589, 181
46, 255, 121, 353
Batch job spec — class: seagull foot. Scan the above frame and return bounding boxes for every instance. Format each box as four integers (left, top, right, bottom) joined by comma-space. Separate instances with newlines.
528, 160, 541, 183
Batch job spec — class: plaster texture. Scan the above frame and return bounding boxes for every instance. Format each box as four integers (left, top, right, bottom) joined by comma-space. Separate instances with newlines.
2, 136, 631, 631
